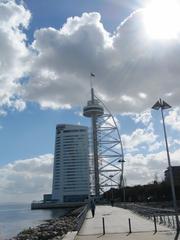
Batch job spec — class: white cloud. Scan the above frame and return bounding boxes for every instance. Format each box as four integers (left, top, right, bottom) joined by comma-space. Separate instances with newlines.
19, 9, 180, 113
0, 109, 6, 116
174, 139, 180, 145
148, 141, 163, 152
0, 0, 30, 113
0, 154, 53, 202
122, 128, 157, 151
125, 148, 180, 185
138, 92, 147, 99
24, 12, 113, 109
0, 3, 180, 115
130, 109, 152, 126
165, 107, 180, 131
170, 149, 180, 164
1, 149, 179, 201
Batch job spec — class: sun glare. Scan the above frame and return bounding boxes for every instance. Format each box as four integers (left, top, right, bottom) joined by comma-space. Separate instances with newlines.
143, 0, 180, 39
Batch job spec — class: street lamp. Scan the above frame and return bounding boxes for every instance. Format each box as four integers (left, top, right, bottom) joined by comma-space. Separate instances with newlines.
152, 98, 179, 232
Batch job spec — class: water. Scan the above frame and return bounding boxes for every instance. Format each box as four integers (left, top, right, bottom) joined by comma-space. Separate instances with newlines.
0, 203, 69, 240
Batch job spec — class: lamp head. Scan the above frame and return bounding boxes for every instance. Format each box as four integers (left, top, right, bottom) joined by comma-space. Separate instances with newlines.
152, 99, 171, 110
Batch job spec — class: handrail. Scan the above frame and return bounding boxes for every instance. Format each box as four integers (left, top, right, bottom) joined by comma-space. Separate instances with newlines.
75, 204, 89, 232
120, 203, 178, 229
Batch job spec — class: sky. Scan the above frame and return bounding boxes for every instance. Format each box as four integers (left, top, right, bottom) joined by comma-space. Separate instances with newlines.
0, 0, 180, 202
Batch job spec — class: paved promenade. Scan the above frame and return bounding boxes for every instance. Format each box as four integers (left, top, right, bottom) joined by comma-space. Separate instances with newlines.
76, 205, 176, 240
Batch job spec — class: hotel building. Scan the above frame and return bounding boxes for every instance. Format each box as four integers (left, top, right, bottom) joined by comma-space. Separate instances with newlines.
51, 124, 89, 202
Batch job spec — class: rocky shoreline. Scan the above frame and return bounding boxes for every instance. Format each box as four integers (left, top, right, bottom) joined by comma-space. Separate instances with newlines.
10, 206, 87, 240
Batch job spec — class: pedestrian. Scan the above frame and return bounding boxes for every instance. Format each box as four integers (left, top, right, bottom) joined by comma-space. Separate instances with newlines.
110, 199, 114, 207
90, 198, 96, 217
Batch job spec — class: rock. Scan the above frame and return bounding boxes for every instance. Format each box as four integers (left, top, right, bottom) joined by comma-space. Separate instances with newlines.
9, 206, 87, 240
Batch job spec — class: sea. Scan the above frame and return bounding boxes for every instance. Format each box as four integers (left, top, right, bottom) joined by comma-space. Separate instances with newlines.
0, 202, 69, 240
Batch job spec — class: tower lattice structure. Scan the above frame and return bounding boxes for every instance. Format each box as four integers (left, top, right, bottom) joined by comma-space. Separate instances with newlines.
83, 87, 125, 197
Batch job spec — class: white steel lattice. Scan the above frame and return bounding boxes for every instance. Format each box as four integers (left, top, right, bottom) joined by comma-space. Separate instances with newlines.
91, 96, 125, 194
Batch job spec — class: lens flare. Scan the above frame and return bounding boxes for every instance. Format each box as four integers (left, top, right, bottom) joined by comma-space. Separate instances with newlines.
143, 0, 180, 39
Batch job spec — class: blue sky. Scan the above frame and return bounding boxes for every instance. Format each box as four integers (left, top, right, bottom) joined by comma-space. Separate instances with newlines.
24, 0, 133, 34
0, 0, 180, 202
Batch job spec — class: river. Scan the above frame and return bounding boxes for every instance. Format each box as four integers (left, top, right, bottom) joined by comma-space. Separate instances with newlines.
0, 202, 69, 240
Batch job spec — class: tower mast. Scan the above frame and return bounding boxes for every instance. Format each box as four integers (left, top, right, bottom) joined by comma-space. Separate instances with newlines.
83, 74, 125, 198
83, 76, 104, 197
91, 87, 100, 196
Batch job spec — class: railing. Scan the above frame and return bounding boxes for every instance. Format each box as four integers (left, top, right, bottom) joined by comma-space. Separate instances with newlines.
149, 214, 176, 229
74, 204, 89, 232
121, 203, 179, 230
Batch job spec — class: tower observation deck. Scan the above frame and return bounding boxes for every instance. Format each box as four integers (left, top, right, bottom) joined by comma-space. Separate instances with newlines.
83, 89, 104, 117
83, 86, 125, 198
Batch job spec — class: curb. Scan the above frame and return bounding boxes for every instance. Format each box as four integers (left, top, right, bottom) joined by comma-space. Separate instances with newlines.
63, 231, 78, 240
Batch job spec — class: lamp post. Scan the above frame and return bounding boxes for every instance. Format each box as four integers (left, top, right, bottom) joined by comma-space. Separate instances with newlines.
152, 98, 179, 232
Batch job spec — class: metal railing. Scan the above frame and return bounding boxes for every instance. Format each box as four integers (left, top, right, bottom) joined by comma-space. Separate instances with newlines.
75, 204, 89, 232
121, 203, 179, 230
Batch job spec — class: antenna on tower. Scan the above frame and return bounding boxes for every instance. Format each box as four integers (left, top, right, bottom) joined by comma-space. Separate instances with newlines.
90, 73, 95, 102
90, 73, 95, 88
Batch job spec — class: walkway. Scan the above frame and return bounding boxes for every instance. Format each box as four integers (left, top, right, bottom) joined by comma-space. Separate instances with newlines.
76, 205, 176, 240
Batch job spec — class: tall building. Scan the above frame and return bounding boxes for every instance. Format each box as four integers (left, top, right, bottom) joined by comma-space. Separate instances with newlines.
52, 124, 89, 202
165, 166, 180, 186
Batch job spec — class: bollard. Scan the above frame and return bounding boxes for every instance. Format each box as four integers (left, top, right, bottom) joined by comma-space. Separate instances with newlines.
128, 218, 132, 233
157, 215, 160, 224
102, 217, 105, 235
168, 216, 171, 227
153, 216, 157, 233
160, 215, 163, 224
163, 216, 166, 225
172, 216, 175, 229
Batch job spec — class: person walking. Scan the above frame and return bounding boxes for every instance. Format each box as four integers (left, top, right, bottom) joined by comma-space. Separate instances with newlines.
110, 199, 114, 207
90, 198, 96, 217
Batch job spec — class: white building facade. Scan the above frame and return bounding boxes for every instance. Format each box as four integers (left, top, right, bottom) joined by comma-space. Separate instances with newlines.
52, 124, 89, 202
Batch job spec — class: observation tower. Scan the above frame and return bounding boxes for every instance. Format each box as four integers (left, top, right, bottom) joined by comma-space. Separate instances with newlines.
83, 78, 125, 198
83, 87, 104, 196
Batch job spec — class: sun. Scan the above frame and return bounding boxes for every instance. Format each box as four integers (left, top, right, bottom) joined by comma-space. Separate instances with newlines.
143, 0, 180, 39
